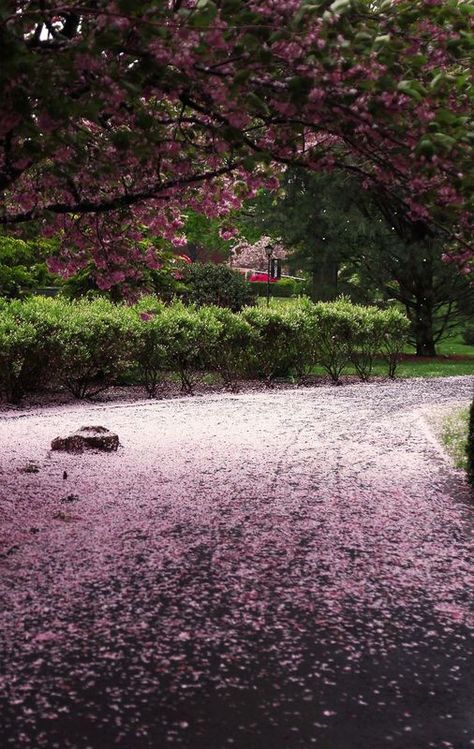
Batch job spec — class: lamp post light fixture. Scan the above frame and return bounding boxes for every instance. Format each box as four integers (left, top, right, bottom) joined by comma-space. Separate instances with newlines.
265, 243, 274, 306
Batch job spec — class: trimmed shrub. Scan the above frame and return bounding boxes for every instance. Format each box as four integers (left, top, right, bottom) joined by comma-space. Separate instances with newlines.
0, 297, 61, 402
134, 296, 198, 398
54, 299, 138, 398
379, 307, 411, 378
0, 295, 412, 401
240, 305, 301, 383
311, 300, 409, 382
0, 312, 41, 403
134, 295, 167, 317
269, 277, 305, 298
347, 306, 386, 381
132, 311, 167, 397
247, 278, 305, 299
136, 303, 222, 394
312, 300, 354, 382
202, 306, 255, 390
281, 298, 319, 378
180, 263, 255, 311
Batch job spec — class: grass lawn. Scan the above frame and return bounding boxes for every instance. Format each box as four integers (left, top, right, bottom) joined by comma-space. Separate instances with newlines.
440, 406, 470, 470
392, 358, 473, 378
310, 358, 474, 379
435, 331, 474, 358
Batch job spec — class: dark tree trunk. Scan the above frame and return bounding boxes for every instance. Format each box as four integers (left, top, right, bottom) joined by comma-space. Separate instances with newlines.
311, 250, 338, 301
414, 304, 436, 356
413, 243, 437, 356
403, 241, 437, 356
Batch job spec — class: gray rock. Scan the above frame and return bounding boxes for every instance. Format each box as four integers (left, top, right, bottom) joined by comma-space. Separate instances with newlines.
51, 426, 119, 453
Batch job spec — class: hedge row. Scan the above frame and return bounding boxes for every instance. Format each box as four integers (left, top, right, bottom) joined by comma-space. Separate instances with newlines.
0, 296, 410, 402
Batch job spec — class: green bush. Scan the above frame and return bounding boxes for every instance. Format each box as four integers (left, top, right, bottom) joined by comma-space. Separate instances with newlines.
54, 299, 137, 398
312, 299, 354, 382
247, 278, 306, 299
132, 311, 168, 397
0, 295, 412, 401
379, 307, 411, 378
347, 305, 386, 381
203, 306, 255, 390
180, 263, 255, 311
0, 297, 61, 402
269, 277, 305, 298
136, 303, 221, 394
310, 300, 409, 382
281, 298, 319, 378
240, 305, 302, 383
0, 312, 40, 403
134, 295, 167, 317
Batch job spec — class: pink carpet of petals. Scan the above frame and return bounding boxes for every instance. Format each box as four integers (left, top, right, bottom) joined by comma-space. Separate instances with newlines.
0, 376, 473, 748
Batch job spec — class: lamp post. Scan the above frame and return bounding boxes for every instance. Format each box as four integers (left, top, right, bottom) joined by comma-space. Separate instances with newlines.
265, 243, 274, 307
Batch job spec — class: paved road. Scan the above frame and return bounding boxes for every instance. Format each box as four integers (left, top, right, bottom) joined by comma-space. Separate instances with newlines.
0, 377, 473, 749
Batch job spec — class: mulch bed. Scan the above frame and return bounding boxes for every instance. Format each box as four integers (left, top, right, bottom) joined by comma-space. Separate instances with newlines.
0, 374, 382, 413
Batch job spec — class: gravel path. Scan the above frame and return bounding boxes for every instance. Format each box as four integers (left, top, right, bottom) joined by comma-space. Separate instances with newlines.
0, 376, 473, 749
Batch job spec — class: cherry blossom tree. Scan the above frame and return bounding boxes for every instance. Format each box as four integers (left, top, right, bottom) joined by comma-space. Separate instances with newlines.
231, 236, 287, 273
0, 0, 472, 289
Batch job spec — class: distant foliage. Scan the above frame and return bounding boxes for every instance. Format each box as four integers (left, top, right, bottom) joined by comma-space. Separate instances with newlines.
0, 236, 59, 299
462, 323, 474, 346
251, 277, 305, 298
179, 263, 254, 311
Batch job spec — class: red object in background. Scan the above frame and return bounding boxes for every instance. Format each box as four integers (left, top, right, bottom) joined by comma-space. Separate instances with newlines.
248, 273, 278, 283
177, 254, 192, 264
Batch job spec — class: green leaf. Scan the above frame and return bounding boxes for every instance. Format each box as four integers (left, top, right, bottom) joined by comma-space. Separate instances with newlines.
416, 138, 435, 157
246, 92, 270, 116
330, 0, 352, 12
397, 80, 423, 101
430, 72, 445, 90
432, 133, 457, 150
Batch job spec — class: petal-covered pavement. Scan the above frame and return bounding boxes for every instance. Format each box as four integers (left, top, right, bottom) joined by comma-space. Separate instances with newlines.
0, 377, 473, 749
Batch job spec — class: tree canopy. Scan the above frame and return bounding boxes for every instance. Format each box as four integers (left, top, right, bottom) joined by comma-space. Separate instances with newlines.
241, 167, 473, 353
1, 0, 472, 288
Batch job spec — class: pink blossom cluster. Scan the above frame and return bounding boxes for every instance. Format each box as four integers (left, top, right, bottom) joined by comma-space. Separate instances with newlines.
0, 0, 471, 285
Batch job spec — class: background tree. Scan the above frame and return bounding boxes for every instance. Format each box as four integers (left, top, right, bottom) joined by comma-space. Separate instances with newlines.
180, 211, 235, 265
231, 236, 288, 274
242, 168, 473, 354
241, 170, 359, 300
